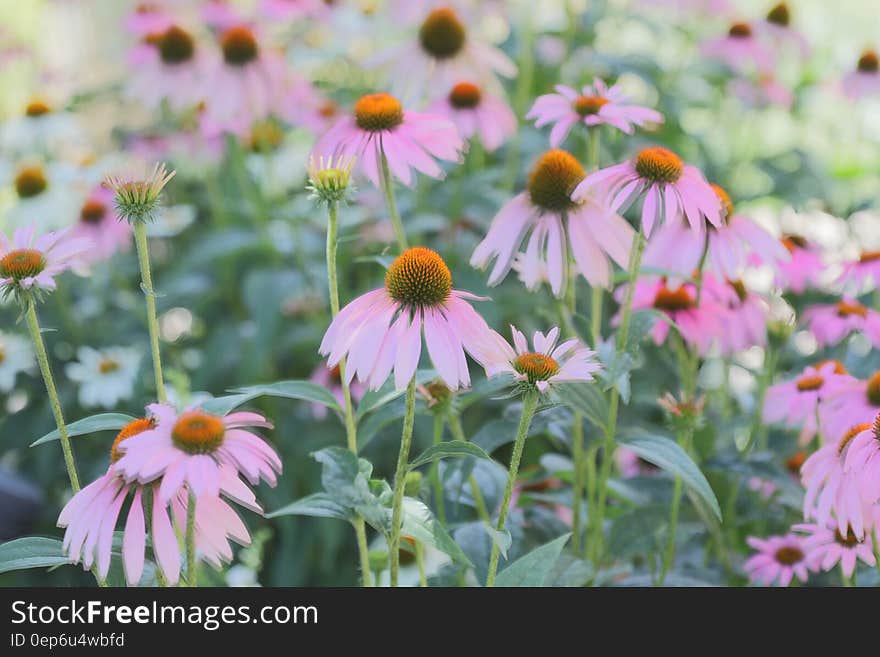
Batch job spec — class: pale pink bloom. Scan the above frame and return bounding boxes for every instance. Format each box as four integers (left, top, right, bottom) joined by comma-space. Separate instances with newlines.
747, 477, 777, 500
744, 534, 814, 586
763, 360, 849, 444
114, 403, 281, 505
756, 4, 810, 58
481, 325, 600, 393
572, 146, 721, 237
837, 252, 880, 290
702, 22, 774, 75
320, 247, 505, 391
616, 447, 659, 478
0, 225, 91, 298
127, 24, 207, 112
168, 490, 253, 571
124, 2, 173, 36
259, 0, 329, 21
803, 298, 880, 349
702, 275, 768, 354
526, 79, 663, 147
842, 50, 880, 100
200, 0, 245, 31
794, 521, 876, 578
820, 375, 880, 450
774, 235, 824, 293
68, 186, 132, 265
279, 78, 341, 136
843, 420, 880, 507
729, 76, 793, 109
313, 93, 464, 188
638, 0, 732, 14
471, 150, 634, 296
427, 81, 516, 152
309, 363, 366, 420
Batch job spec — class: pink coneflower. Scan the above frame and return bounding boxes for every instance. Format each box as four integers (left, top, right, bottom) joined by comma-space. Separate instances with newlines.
482, 325, 600, 393
320, 247, 505, 391
471, 150, 634, 296
124, 2, 172, 36
114, 403, 281, 504
837, 249, 880, 290
309, 363, 366, 420
572, 146, 721, 237
526, 78, 664, 147
427, 81, 516, 152
730, 75, 793, 109
842, 50, 880, 100
313, 92, 465, 188
127, 24, 206, 112
68, 186, 132, 265
774, 234, 824, 293
843, 417, 880, 506
705, 277, 768, 354
168, 490, 253, 570
638, 0, 732, 13
0, 225, 90, 300
259, 0, 329, 21
200, 0, 244, 31
803, 298, 880, 349
820, 375, 880, 450
763, 360, 849, 445
757, 3, 810, 58
794, 521, 876, 578
702, 22, 774, 75
279, 79, 340, 136
744, 534, 814, 586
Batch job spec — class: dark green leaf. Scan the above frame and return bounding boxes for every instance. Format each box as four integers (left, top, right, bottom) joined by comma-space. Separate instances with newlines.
494, 533, 571, 587
31, 413, 136, 447
0, 537, 70, 574
408, 442, 491, 470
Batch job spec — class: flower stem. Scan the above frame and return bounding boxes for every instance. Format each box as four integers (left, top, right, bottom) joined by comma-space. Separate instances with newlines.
143, 486, 167, 587
25, 300, 80, 492
388, 377, 417, 587
747, 343, 777, 452
571, 415, 585, 554
185, 489, 197, 587
379, 144, 408, 252
486, 390, 539, 587
133, 221, 166, 403
430, 413, 447, 525
416, 541, 427, 587
449, 414, 491, 524
326, 200, 373, 588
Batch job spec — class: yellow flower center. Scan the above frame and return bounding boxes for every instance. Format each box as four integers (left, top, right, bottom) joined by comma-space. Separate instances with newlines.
80, 199, 107, 224
98, 359, 119, 374
653, 284, 695, 312
385, 247, 452, 307
774, 546, 803, 566
527, 149, 586, 212
839, 423, 870, 455
110, 417, 156, 464
867, 372, 880, 406
711, 183, 734, 220
25, 100, 51, 117
171, 410, 226, 455
635, 147, 683, 184
858, 250, 880, 263
728, 22, 753, 38
795, 374, 824, 392
249, 120, 285, 152
354, 93, 404, 132
221, 26, 259, 66
0, 249, 46, 280
572, 95, 608, 116
837, 300, 867, 318
858, 50, 879, 74
419, 7, 466, 60
15, 166, 48, 198
514, 352, 560, 383
448, 82, 481, 109
157, 25, 195, 64
766, 3, 790, 27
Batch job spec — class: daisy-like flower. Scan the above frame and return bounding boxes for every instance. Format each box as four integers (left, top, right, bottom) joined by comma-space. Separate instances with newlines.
114, 403, 281, 505
803, 298, 880, 349
842, 50, 880, 100
701, 22, 774, 75
820, 373, 880, 445
764, 360, 849, 445
0, 98, 82, 157
744, 534, 814, 587
2, 160, 80, 230
65, 346, 141, 409
127, 24, 206, 112
572, 146, 721, 237
526, 79, 664, 147
427, 81, 516, 152
471, 150, 634, 296
0, 226, 90, 302
794, 521, 876, 578
259, 0, 329, 21
482, 325, 600, 393
309, 363, 366, 421
68, 186, 132, 265
0, 330, 33, 392
705, 277, 768, 354
104, 162, 176, 223
313, 92, 465, 188
643, 184, 788, 280
843, 416, 880, 506
837, 249, 880, 291
320, 247, 505, 391
774, 234, 824, 293
757, 3, 810, 57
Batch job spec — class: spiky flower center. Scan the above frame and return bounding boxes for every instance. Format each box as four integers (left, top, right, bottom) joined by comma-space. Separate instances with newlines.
419, 7, 466, 60
157, 25, 195, 64
711, 183, 734, 220
837, 300, 867, 318
858, 250, 880, 263
795, 374, 823, 391
781, 234, 806, 252
527, 150, 586, 212
15, 166, 47, 198
867, 372, 880, 406
572, 95, 608, 116
354, 93, 404, 132
0, 249, 46, 280
774, 545, 803, 565
221, 26, 259, 66
110, 417, 155, 463
80, 199, 107, 224
449, 82, 481, 109
835, 527, 860, 548
653, 284, 695, 312
25, 100, 51, 117
840, 423, 870, 455
728, 22, 752, 38
249, 120, 285, 152
634, 147, 683, 183
858, 50, 879, 74
98, 359, 119, 374
171, 410, 226, 455
514, 352, 560, 383
766, 3, 790, 26
385, 247, 452, 307
817, 358, 847, 375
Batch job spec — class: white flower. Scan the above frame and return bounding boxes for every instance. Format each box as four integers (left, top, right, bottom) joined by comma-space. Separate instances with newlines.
0, 160, 83, 231
0, 102, 84, 158
65, 346, 141, 409
0, 331, 33, 392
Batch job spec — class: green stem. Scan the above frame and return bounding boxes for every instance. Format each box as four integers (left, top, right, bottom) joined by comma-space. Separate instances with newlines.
388, 377, 417, 587
25, 300, 80, 492
142, 487, 167, 587
747, 343, 777, 452
379, 144, 408, 252
590, 287, 603, 347
659, 475, 683, 585
449, 414, 491, 524
416, 541, 427, 587
430, 414, 447, 525
587, 128, 600, 172
571, 415, 585, 555
133, 222, 166, 403
486, 390, 540, 587
186, 489, 197, 587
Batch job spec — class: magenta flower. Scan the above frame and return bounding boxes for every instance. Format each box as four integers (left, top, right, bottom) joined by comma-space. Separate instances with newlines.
774, 235, 824, 293
729, 76, 793, 109
482, 325, 600, 393
843, 418, 880, 506
794, 521, 876, 578
803, 298, 880, 349
259, 0, 329, 21
820, 373, 880, 443
313, 92, 464, 188
702, 22, 774, 75
527, 79, 663, 147
744, 534, 814, 586
757, 3, 810, 58
703, 276, 768, 354
842, 50, 880, 100
471, 150, 634, 296
427, 81, 516, 152
320, 247, 506, 391
124, 3, 172, 36
572, 146, 721, 237
0, 225, 90, 300
68, 186, 132, 265
837, 250, 880, 290
114, 403, 281, 504
309, 363, 366, 420
127, 24, 207, 112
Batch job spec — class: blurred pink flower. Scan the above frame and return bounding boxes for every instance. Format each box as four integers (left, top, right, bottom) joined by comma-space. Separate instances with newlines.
837, 250, 880, 290
747, 477, 777, 500
702, 22, 774, 75
69, 186, 132, 265
427, 81, 516, 152
744, 534, 814, 586
803, 298, 880, 349
703, 276, 768, 354
729, 76, 793, 109
0, 225, 91, 298
794, 521, 876, 578
616, 447, 659, 478
756, 3, 810, 58
843, 418, 880, 507
259, 0, 329, 21
842, 50, 880, 100
127, 24, 207, 112
279, 79, 341, 136
200, 0, 245, 31
124, 2, 173, 36
309, 363, 366, 420
773, 235, 824, 293
820, 374, 880, 442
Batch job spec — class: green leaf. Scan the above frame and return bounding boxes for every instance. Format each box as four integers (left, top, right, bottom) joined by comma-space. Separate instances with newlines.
494, 533, 571, 587
200, 380, 342, 416
400, 498, 472, 567
312, 447, 390, 533
30, 413, 136, 447
618, 429, 722, 521
0, 537, 70, 574
355, 369, 435, 420
408, 442, 491, 470
553, 382, 608, 430
267, 493, 352, 521
484, 526, 512, 559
